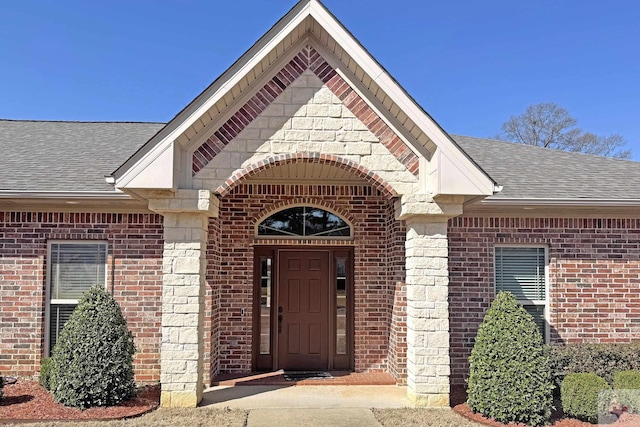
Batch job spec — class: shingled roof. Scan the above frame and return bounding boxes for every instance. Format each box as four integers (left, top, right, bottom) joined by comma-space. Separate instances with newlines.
1, 119, 639, 201
454, 135, 640, 200
0, 120, 164, 192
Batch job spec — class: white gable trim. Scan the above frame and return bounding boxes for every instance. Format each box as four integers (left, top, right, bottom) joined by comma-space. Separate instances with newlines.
111, 0, 496, 199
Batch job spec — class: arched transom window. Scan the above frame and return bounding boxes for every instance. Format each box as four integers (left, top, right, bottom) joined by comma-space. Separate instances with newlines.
258, 206, 351, 237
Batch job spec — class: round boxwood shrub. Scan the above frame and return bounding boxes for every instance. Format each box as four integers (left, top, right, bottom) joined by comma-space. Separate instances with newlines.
561, 372, 611, 423
50, 285, 136, 409
614, 370, 640, 414
467, 291, 554, 427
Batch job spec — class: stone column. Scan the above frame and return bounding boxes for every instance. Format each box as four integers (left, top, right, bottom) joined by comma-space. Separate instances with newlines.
149, 190, 218, 408
396, 194, 463, 407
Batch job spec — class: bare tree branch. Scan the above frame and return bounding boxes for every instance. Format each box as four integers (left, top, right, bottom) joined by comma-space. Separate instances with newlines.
497, 102, 631, 159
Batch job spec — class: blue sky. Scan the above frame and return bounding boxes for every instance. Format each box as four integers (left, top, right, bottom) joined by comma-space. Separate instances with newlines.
2, 0, 639, 159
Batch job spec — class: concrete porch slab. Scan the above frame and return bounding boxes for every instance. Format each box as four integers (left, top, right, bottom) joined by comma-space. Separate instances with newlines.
200, 385, 411, 409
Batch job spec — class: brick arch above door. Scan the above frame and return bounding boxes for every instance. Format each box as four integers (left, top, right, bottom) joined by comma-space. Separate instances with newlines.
216, 153, 398, 199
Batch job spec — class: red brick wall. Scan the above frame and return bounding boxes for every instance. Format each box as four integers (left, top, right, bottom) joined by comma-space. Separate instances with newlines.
210, 183, 404, 375
448, 216, 640, 386
0, 212, 163, 382
205, 216, 221, 384
386, 202, 407, 383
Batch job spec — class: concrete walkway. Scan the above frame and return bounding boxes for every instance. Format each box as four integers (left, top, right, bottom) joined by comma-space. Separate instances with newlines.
201, 385, 411, 426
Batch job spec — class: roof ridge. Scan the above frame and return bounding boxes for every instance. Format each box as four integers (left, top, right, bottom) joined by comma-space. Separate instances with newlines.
0, 118, 166, 125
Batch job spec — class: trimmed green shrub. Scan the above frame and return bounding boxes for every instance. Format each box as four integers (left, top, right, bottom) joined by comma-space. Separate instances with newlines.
614, 370, 640, 414
467, 291, 554, 427
50, 285, 136, 409
39, 357, 53, 391
561, 372, 611, 423
548, 342, 640, 386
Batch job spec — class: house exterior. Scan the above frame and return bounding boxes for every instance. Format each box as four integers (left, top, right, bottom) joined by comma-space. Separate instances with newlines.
1, 0, 639, 408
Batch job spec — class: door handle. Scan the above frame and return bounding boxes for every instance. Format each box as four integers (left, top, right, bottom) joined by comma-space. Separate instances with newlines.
278, 314, 283, 333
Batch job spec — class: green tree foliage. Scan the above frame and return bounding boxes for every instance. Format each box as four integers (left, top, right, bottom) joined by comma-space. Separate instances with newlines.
50, 285, 136, 409
561, 373, 611, 423
498, 102, 631, 159
39, 357, 53, 391
467, 291, 554, 426
548, 342, 640, 386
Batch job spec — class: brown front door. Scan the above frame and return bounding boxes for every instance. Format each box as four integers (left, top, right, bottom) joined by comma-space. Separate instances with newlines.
277, 250, 329, 370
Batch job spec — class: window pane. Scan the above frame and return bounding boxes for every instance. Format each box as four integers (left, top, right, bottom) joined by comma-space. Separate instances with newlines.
336, 257, 347, 355
523, 305, 546, 342
49, 304, 76, 354
260, 257, 272, 354
495, 247, 545, 300
51, 243, 106, 300
258, 207, 350, 237
258, 207, 304, 236
305, 208, 350, 237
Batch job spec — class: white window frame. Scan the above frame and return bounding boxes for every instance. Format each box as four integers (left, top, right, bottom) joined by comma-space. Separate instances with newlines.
45, 240, 108, 355
494, 244, 550, 343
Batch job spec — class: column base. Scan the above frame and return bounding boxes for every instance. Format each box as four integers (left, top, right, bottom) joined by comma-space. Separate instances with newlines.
160, 390, 202, 408
407, 389, 450, 407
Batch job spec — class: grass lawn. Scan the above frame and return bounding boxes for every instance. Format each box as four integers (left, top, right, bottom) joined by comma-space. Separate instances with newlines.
373, 408, 485, 426
2, 407, 249, 427
5, 407, 486, 427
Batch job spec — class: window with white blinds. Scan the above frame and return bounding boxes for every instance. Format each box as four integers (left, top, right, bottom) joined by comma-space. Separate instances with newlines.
495, 246, 548, 342
47, 242, 107, 354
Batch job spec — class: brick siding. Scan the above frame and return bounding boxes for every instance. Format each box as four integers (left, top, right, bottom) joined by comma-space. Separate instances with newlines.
205, 183, 406, 379
0, 212, 163, 383
448, 216, 640, 386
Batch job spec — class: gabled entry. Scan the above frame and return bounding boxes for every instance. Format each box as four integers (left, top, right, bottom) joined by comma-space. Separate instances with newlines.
107, 0, 499, 409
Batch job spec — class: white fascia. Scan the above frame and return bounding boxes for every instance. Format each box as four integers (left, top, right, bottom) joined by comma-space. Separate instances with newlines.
0, 191, 133, 200
309, 2, 495, 197
114, 4, 313, 190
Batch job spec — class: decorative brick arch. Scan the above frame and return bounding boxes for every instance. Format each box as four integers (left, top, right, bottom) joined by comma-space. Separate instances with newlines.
192, 45, 419, 177
215, 153, 398, 199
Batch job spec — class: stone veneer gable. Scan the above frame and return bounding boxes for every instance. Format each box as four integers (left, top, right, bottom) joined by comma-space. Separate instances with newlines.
192, 45, 419, 187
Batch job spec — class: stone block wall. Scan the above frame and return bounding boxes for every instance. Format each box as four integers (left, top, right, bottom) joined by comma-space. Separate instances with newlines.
0, 212, 163, 382
448, 216, 640, 387
193, 67, 419, 196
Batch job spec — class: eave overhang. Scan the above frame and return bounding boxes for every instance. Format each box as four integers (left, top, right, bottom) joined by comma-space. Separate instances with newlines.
0, 191, 149, 212
109, 0, 496, 199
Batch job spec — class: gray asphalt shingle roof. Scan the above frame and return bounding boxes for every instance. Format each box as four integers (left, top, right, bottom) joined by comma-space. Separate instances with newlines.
453, 135, 640, 200
0, 120, 164, 192
1, 119, 639, 201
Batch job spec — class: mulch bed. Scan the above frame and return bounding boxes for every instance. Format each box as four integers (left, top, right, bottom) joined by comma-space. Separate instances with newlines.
0, 380, 159, 422
450, 384, 640, 426
453, 402, 640, 427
